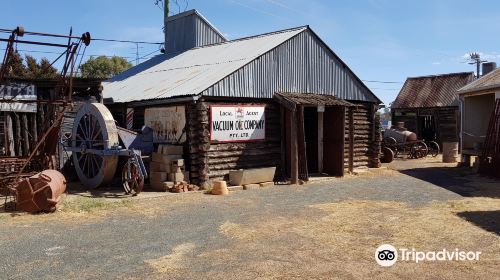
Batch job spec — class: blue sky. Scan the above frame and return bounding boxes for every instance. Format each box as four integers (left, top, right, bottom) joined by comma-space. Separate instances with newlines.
1, 0, 499, 105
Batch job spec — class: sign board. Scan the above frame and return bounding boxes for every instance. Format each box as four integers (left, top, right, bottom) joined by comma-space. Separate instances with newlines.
144, 106, 186, 143
210, 105, 266, 142
0, 83, 37, 113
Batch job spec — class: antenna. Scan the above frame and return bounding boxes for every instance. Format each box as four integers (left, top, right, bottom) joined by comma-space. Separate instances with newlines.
468, 52, 487, 78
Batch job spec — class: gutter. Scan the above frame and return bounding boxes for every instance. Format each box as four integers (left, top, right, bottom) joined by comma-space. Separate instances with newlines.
105, 95, 201, 108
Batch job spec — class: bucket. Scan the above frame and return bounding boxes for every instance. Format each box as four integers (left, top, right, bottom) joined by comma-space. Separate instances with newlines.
211, 181, 229, 195
442, 142, 459, 163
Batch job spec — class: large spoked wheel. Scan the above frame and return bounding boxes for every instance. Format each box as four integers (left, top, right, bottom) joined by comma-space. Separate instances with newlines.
427, 141, 440, 157
71, 103, 119, 189
122, 159, 144, 195
409, 142, 428, 159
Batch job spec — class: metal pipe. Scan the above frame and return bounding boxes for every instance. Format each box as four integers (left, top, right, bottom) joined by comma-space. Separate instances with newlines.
0, 38, 70, 48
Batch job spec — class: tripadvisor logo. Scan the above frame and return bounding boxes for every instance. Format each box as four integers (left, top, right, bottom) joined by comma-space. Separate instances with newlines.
375, 244, 481, 267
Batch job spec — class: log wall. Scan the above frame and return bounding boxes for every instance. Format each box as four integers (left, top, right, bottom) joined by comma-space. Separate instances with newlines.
344, 102, 381, 171
187, 99, 282, 187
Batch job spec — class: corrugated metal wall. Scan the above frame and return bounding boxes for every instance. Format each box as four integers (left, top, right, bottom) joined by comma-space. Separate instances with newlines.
165, 13, 226, 55
202, 29, 377, 103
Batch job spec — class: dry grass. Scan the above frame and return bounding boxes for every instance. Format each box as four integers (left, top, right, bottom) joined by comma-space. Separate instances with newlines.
145, 243, 196, 274
149, 197, 500, 279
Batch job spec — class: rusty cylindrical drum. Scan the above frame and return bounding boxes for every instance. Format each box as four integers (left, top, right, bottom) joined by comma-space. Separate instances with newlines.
16, 170, 67, 213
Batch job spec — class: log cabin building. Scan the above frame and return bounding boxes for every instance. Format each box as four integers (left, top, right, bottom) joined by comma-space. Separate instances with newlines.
391, 72, 475, 147
103, 10, 383, 186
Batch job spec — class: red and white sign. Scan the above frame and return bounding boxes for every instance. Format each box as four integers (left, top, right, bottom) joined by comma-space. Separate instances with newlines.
210, 105, 266, 142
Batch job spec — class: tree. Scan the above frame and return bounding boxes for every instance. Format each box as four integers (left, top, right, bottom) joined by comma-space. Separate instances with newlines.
0, 52, 58, 79
24, 55, 59, 79
79, 56, 133, 79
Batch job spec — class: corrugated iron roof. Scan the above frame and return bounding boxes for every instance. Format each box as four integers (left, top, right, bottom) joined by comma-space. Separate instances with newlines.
274, 92, 354, 111
103, 27, 306, 103
392, 72, 475, 108
458, 67, 500, 95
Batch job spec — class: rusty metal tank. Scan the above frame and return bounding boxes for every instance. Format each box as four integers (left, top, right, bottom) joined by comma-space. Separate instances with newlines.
384, 128, 418, 143
16, 170, 67, 213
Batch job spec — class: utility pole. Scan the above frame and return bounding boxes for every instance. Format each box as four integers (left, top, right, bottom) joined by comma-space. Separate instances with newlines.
468, 52, 487, 78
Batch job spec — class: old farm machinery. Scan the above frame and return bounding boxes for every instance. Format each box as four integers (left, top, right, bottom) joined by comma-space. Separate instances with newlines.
0, 26, 90, 211
381, 126, 440, 163
64, 102, 152, 194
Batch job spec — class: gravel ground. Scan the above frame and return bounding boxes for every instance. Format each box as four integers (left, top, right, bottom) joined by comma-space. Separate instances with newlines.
0, 158, 498, 279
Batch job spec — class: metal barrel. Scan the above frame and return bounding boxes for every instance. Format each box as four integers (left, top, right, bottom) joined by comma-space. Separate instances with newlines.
16, 170, 67, 213
442, 142, 459, 163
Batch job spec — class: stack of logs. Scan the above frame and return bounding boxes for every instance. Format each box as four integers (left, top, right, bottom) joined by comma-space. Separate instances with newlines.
149, 145, 199, 193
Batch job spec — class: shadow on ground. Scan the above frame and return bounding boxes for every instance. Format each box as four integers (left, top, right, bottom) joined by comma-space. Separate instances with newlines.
457, 210, 500, 236
399, 166, 500, 198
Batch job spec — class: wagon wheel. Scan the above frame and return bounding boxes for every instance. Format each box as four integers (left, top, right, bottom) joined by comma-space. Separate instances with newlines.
409, 142, 428, 159
380, 147, 394, 163
71, 103, 119, 189
122, 159, 144, 195
427, 141, 440, 157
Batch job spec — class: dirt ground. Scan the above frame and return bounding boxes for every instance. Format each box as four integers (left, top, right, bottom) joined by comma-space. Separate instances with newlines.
0, 157, 499, 279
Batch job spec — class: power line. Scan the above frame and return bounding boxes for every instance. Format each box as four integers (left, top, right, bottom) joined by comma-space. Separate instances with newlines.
0, 48, 135, 59
362, 80, 403, 84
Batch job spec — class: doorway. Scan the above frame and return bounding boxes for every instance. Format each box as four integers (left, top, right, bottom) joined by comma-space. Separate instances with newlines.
323, 106, 345, 176
418, 115, 436, 141
304, 107, 318, 173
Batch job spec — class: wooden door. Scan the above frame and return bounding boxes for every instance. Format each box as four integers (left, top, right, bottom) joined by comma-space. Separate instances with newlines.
323, 106, 345, 176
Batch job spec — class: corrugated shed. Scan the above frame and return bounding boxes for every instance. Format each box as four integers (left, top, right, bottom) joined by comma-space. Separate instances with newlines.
103, 27, 380, 104
458, 67, 500, 94
103, 27, 306, 103
165, 10, 226, 54
202, 29, 379, 103
392, 72, 475, 108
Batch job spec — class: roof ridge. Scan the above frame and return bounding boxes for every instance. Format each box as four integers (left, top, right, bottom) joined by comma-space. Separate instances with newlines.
407, 72, 475, 80
189, 26, 308, 50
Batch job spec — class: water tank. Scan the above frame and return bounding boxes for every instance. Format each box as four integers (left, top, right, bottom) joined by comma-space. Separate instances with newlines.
482, 62, 497, 76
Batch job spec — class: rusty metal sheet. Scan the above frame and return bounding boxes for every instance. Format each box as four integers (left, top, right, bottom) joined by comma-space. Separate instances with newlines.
393, 72, 475, 109
144, 106, 186, 143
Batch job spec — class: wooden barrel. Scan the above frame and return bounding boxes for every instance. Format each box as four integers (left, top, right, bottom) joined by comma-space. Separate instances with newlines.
442, 142, 459, 163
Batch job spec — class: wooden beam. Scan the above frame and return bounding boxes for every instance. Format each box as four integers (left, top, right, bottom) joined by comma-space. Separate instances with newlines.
290, 109, 299, 184
6, 113, 14, 156
21, 114, 30, 156
318, 110, 324, 174
348, 107, 354, 173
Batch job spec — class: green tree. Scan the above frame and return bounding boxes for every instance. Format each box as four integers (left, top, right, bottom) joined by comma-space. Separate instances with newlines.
79, 56, 133, 79
1, 53, 58, 79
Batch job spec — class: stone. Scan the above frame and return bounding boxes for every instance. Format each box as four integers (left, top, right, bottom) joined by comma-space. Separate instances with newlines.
150, 171, 168, 183
159, 145, 183, 155
229, 167, 276, 186
150, 162, 170, 172
227, 185, 243, 191
259, 182, 274, 188
243, 184, 260, 190
152, 153, 182, 165
168, 172, 185, 182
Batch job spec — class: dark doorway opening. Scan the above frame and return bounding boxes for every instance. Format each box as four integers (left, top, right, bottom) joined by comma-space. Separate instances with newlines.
304, 107, 318, 173
418, 115, 436, 141
323, 106, 345, 176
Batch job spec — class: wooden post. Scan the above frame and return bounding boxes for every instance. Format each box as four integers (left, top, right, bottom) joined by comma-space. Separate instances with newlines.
6, 113, 15, 156
21, 114, 30, 156
14, 113, 22, 156
290, 109, 299, 184
348, 107, 354, 173
318, 110, 324, 174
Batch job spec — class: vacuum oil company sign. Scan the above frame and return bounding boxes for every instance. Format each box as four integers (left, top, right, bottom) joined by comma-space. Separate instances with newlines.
210, 105, 266, 142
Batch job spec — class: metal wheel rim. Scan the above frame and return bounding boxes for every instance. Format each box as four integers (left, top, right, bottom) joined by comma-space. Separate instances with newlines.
122, 161, 144, 195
